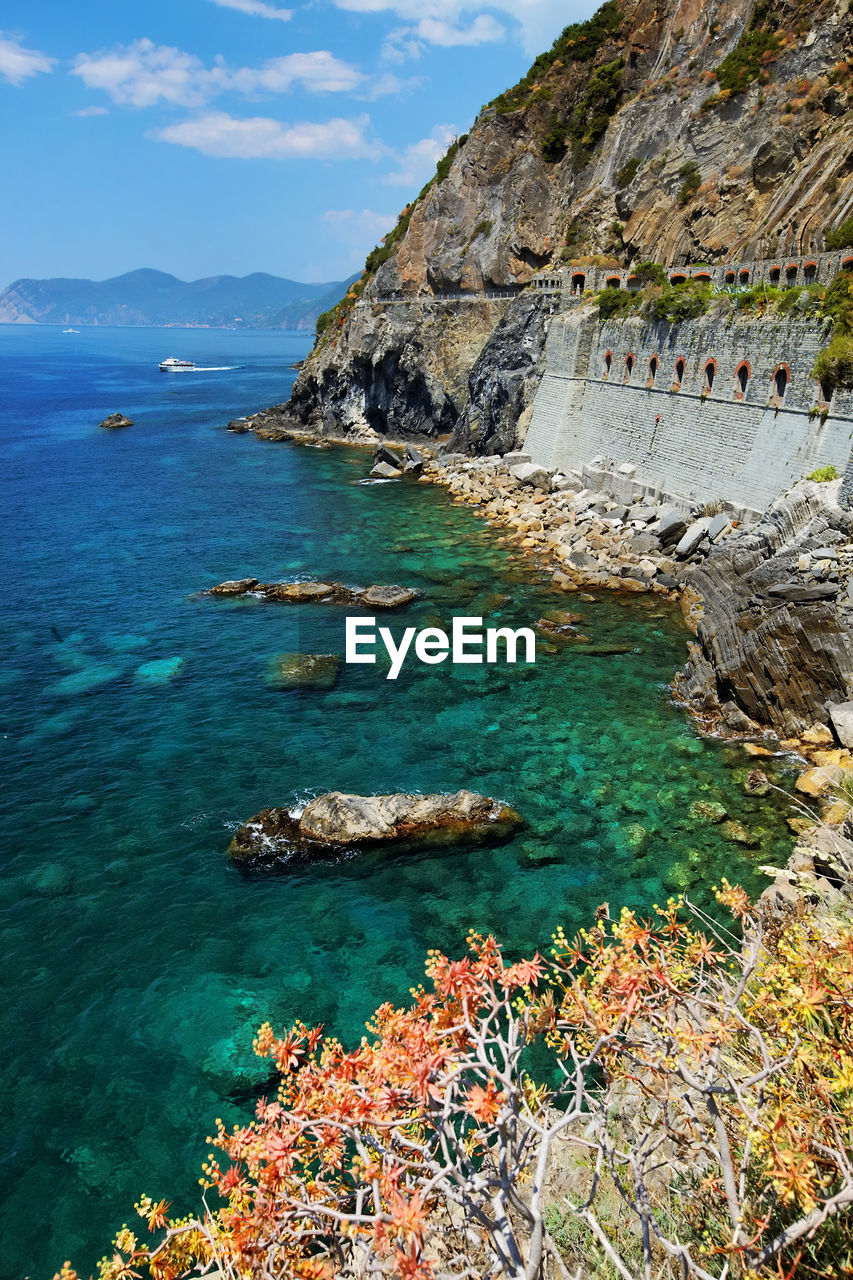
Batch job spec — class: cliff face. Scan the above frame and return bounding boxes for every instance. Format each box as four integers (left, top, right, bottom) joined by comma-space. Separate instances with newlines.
284, 0, 852, 448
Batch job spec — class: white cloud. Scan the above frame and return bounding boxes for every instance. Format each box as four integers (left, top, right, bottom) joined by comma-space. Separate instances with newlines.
227, 50, 365, 95
382, 122, 456, 186
415, 15, 505, 45
154, 110, 379, 160
72, 39, 213, 107
0, 33, 55, 84
333, 0, 590, 57
209, 0, 293, 19
73, 105, 109, 117
71, 40, 388, 108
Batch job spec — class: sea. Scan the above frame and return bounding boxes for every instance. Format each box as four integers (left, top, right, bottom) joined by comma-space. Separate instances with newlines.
0, 324, 797, 1277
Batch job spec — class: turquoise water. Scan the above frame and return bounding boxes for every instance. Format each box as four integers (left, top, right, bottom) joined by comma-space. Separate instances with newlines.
0, 326, 796, 1278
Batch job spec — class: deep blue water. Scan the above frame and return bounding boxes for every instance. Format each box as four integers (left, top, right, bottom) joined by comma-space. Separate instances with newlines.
0, 325, 796, 1278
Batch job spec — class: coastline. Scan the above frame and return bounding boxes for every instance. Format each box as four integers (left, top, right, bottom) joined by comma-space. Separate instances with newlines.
231, 405, 853, 914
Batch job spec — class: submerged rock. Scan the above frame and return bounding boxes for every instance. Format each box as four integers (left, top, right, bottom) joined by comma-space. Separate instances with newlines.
228, 789, 522, 866
268, 652, 340, 690
209, 578, 259, 595
205, 579, 419, 609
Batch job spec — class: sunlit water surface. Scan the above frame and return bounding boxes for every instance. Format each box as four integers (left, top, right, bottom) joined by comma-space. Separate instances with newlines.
0, 325, 796, 1277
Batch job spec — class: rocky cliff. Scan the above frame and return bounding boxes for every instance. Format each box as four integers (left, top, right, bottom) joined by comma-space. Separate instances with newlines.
281, 0, 853, 448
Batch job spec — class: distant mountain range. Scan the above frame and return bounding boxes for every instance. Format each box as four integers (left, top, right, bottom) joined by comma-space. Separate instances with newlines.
0, 267, 359, 330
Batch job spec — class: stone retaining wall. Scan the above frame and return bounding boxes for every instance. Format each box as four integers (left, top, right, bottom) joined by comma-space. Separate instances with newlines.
524, 311, 853, 514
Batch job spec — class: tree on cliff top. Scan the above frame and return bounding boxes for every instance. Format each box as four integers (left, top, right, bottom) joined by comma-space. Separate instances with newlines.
77, 885, 853, 1280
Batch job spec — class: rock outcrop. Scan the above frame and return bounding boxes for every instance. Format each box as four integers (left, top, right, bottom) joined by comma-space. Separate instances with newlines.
228, 790, 523, 866
206, 579, 419, 608
99, 413, 133, 429
676, 481, 853, 734
274, 0, 853, 449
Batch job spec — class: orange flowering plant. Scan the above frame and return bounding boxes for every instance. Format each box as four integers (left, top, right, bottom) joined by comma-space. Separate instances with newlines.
86, 884, 853, 1280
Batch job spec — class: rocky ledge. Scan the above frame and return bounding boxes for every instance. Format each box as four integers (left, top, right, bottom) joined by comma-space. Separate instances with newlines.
676, 481, 853, 737
229, 790, 523, 866
206, 579, 419, 608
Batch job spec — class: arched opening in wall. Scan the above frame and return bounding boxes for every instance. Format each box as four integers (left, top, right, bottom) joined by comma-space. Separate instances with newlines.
734, 361, 750, 400
647, 355, 658, 388
694, 271, 712, 283
624, 353, 634, 383
817, 380, 833, 407
672, 357, 685, 390
725, 271, 736, 284
804, 261, 818, 284
571, 272, 586, 294
603, 350, 613, 379
739, 269, 750, 284
772, 363, 790, 402
842, 258, 853, 272
769, 265, 781, 284
786, 263, 799, 284
605, 276, 621, 288
626, 274, 641, 290
702, 360, 716, 394
670, 273, 687, 285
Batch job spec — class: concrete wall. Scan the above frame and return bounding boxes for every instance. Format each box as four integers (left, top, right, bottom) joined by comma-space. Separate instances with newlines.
524, 311, 853, 514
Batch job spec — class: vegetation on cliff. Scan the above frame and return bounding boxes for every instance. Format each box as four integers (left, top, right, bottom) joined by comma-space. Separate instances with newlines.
79, 886, 853, 1280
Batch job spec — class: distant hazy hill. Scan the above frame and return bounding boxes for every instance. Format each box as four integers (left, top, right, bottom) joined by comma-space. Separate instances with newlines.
0, 267, 359, 330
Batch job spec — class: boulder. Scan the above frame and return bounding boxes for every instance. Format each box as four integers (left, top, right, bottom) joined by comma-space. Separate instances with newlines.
675, 518, 712, 559
626, 532, 661, 555
209, 578, 259, 596
509, 462, 550, 491
228, 790, 523, 865
767, 582, 839, 602
707, 513, 730, 542
656, 507, 689, 546
268, 581, 335, 601
829, 701, 853, 749
99, 413, 133, 429
689, 798, 727, 824
360, 585, 418, 608
502, 452, 531, 466
374, 443, 405, 469
370, 461, 403, 479
405, 443, 426, 466
268, 653, 340, 690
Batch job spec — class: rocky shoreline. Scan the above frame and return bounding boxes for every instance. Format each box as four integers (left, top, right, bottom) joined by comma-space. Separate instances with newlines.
228, 412, 853, 910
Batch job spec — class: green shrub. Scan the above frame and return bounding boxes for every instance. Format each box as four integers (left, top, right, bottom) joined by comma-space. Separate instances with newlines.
807, 464, 841, 482
678, 160, 701, 204
497, 0, 621, 111
822, 271, 853, 327
541, 57, 623, 164
631, 261, 666, 286
616, 156, 641, 188
713, 0, 780, 96
541, 118, 568, 162
645, 280, 710, 322
597, 287, 635, 319
812, 336, 853, 395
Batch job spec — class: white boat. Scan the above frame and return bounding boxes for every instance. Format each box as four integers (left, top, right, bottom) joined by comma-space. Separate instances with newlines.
159, 357, 195, 371
63, 328, 80, 334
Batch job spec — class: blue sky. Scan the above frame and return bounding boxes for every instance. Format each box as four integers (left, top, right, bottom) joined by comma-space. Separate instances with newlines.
0, 1, 597, 286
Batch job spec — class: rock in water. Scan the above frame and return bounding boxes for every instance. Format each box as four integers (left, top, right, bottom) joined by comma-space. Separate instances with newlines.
369, 461, 403, 479
99, 413, 133, 429
268, 652, 340, 690
360, 585, 418, 608
209, 578, 259, 595
228, 790, 522, 865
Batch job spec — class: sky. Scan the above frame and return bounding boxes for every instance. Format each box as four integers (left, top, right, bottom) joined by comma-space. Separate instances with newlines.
0, 0, 599, 286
